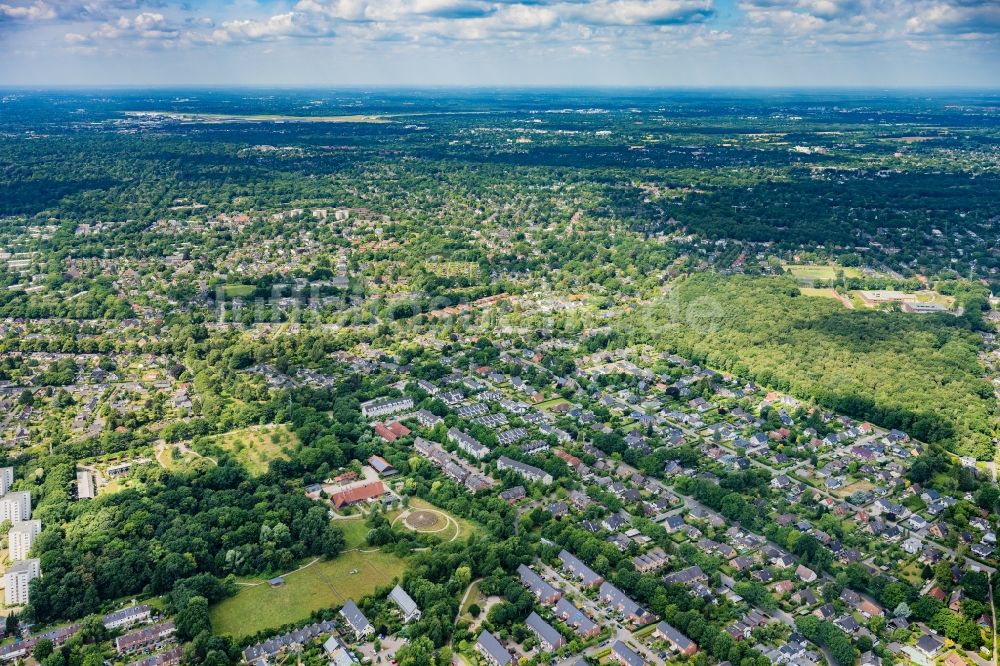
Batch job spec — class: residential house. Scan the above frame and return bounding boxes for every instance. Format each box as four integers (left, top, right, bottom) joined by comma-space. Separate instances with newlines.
388, 585, 421, 623
476, 631, 513, 666
559, 550, 603, 588
655, 622, 697, 656
103, 604, 152, 630
611, 641, 647, 666
517, 564, 562, 605
340, 600, 374, 639
526, 612, 565, 652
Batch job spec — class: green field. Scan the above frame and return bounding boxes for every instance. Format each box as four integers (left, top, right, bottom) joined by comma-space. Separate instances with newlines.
210, 550, 408, 638
799, 287, 842, 300
223, 284, 256, 297
201, 424, 295, 475
338, 519, 370, 550
848, 289, 956, 310
785, 264, 863, 283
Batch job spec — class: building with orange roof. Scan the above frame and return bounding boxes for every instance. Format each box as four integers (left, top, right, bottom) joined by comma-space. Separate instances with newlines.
330, 480, 385, 509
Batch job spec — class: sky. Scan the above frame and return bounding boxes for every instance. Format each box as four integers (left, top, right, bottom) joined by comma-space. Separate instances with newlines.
0, 0, 999, 86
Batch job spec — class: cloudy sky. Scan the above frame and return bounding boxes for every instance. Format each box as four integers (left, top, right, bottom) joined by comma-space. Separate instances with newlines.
0, 0, 998, 86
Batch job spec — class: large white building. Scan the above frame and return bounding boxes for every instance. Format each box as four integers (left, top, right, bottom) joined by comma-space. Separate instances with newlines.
0, 467, 13, 496
0, 491, 31, 523
4, 558, 40, 606
8, 519, 42, 561
77, 470, 96, 500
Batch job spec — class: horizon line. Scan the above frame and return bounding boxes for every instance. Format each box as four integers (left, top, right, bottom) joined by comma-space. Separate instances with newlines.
3, 83, 1000, 93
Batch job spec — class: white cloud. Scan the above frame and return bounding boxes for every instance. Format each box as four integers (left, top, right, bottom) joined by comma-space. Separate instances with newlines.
0, 0, 985, 63
568, 0, 713, 26
0, 1, 56, 20
214, 13, 311, 42
905, 1, 1000, 37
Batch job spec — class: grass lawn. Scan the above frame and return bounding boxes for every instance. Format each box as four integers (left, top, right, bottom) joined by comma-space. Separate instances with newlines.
223, 284, 257, 297
914, 291, 956, 308
834, 479, 876, 499
101, 477, 145, 496
799, 287, 842, 300
210, 550, 408, 639
536, 397, 571, 412
201, 424, 296, 475
338, 519, 370, 550
459, 581, 484, 621
899, 561, 924, 586
785, 264, 863, 283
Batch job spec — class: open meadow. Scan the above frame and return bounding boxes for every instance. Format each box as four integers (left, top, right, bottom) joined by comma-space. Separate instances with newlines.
210, 550, 408, 639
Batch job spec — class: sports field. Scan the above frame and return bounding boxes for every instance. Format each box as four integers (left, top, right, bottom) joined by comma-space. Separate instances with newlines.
210, 550, 407, 638
798, 287, 841, 300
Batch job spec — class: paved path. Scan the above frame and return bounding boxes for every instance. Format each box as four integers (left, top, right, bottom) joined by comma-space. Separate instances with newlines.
990, 571, 997, 666
234, 557, 320, 587
454, 578, 483, 626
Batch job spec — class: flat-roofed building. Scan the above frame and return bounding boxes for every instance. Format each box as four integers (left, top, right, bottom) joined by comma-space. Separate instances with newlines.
8, 519, 41, 561
0, 467, 13, 496
77, 470, 96, 499
4, 558, 40, 606
0, 491, 31, 523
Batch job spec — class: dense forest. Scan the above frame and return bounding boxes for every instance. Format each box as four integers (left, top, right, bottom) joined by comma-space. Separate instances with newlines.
639, 275, 996, 457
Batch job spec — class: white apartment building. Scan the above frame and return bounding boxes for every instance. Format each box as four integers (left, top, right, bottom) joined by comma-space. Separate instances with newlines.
0, 491, 31, 523
0, 467, 13, 496
4, 558, 40, 606
8, 519, 42, 561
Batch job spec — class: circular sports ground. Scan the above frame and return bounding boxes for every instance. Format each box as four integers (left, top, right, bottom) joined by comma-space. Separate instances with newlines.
396, 507, 460, 541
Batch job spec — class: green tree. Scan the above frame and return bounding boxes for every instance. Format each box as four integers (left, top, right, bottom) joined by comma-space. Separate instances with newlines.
176, 596, 211, 641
